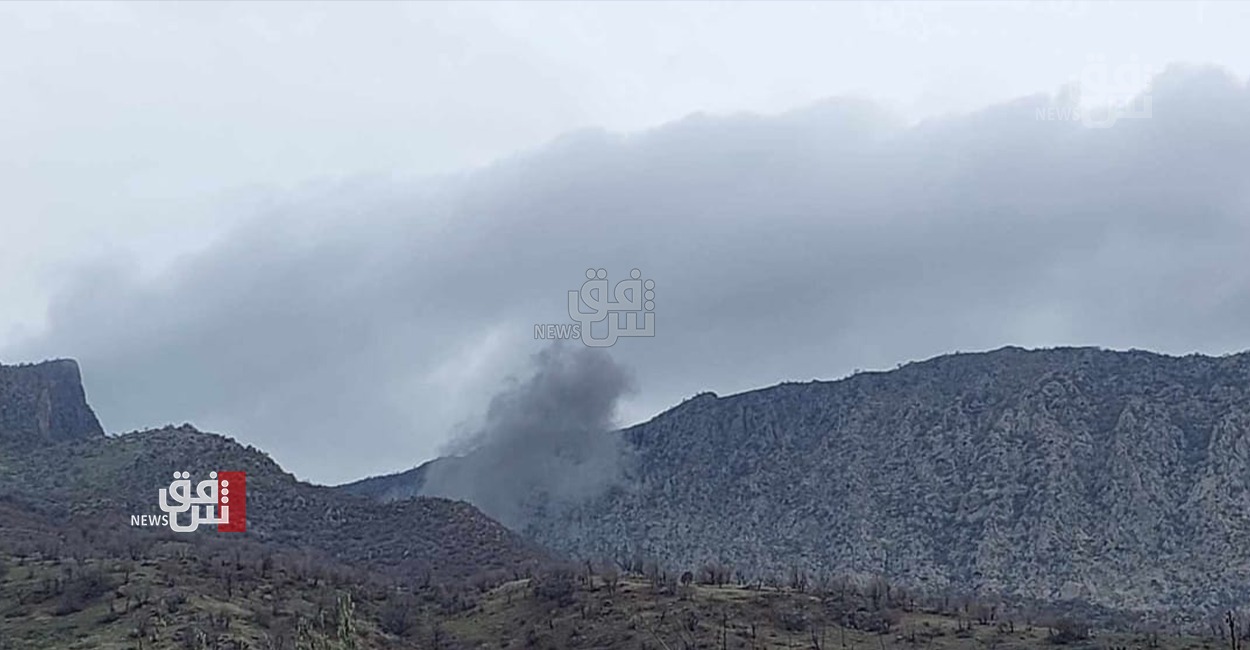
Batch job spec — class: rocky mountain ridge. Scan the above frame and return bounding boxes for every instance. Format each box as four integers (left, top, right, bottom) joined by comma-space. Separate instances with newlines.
349, 346, 1250, 615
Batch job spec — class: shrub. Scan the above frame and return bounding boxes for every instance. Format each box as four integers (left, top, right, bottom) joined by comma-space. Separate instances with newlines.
54, 568, 114, 616
380, 595, 416, 637
532, 567, 577, 607
1048, 618, 1091, 644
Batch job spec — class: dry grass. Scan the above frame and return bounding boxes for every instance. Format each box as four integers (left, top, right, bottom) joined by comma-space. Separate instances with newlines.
442, 574, 1220, 650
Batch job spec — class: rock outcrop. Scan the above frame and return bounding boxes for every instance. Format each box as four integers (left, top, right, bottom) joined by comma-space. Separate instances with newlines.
0, 359, 104, 447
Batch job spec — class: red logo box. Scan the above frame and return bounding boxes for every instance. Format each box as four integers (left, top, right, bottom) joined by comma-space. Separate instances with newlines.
217, 471, 247, 533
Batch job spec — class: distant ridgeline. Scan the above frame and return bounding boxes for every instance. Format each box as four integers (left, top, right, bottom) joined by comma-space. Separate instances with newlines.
345, 346, 1250, 616
0, 359, 104, 448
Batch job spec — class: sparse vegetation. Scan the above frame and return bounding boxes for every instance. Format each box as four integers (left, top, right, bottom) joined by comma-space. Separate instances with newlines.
8, 494, 1213, 650
2, 354, 1248, 649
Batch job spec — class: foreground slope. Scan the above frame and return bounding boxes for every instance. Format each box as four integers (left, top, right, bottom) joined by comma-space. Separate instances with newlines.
443, 570, 1212, 650
353, 347, 1250, 614
7, 495, 1209, 649
0, 498, 411, 649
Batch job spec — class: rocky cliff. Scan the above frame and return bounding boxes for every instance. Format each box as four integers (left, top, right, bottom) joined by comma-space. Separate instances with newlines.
0, 359, 104, 447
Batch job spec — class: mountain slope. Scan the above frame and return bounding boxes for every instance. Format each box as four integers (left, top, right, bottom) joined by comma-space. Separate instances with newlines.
0, 424, 548, 584
340, 457, 446, 502
7, 492, 1198, 650
0, 359, 549, 585
351, 346, 1250, 614
0, 497, 409, 649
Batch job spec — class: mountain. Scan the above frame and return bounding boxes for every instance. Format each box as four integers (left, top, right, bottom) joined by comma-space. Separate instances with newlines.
0, 360, 547, 586
340, 457, 448, 503
346, 346, 1250, 615
0, 359, 103, 448
0, 368, 1170, 649
0, 424, 548, 585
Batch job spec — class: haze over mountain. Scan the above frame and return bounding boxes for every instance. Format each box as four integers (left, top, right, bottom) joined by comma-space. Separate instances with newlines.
7, 65, 1250, 483
349, 345, 1250, 616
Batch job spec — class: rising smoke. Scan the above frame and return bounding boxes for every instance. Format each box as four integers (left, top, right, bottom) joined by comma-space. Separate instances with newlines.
417, 343, 637, 529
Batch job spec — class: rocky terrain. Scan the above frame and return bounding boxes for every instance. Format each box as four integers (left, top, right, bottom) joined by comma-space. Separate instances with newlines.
4, 357, 1181, 648
7, 494, 1202, 650
8, 348, 1250, 648
350, 346, 1250, 616
0, 360, 547, 587
0, 359, 103, 448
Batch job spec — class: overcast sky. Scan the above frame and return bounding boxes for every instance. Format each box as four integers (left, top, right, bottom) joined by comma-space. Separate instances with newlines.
3, 1, 1250, 484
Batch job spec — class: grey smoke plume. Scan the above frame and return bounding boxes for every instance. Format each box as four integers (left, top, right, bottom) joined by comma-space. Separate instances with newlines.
418, 343, 637, 528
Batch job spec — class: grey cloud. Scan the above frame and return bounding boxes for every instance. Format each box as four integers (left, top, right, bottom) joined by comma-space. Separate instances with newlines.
7, 65, 1250, 484
418, 344, 636, 529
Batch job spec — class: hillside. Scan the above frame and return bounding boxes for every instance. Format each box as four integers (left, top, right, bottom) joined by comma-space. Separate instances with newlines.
340, 457, 445, 503
440, 569, 1213, 650
2, 502, 1222, 649
0, 498, 406, 649
0, 359, 548, 586
0, 425, 547, 586
347, 346, 1250, 615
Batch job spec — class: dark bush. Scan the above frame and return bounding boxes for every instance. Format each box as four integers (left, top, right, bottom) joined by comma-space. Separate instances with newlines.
1048, 618, 1091, 644
532, 567, 577, 607
380, 595, 416, 637
54, 568, 114, 616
